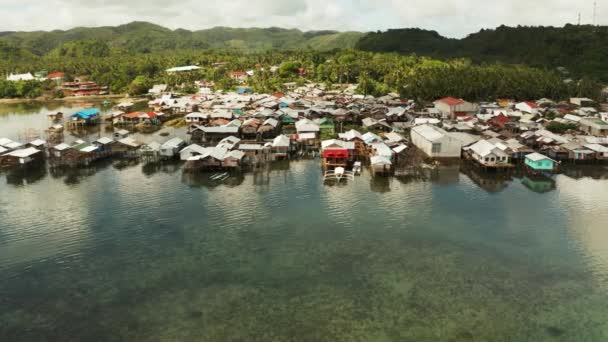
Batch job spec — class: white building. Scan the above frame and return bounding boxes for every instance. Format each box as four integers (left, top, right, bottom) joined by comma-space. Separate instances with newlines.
7, 73, 35, 82
433, 97, 479, 119
466, 140, 510, 165
166, 66, 201, 73
515, 101, 540, 114
410, 125, 464, 158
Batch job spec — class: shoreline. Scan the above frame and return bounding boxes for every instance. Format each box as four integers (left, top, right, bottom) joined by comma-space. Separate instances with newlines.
0, 94, 131, 105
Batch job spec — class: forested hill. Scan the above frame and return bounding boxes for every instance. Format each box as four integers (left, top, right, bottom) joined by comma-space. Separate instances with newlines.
0, 22, 363, 55
356, 25, 608, 81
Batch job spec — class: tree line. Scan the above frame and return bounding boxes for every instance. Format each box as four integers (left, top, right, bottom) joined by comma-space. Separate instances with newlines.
0, 48, 602, 102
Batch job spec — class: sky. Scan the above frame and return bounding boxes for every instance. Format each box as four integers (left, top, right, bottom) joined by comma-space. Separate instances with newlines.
0, 0, 604, 38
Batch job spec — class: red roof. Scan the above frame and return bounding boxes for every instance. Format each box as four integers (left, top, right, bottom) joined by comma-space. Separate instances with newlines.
272, 92, 285, 98
322, 149, 349, 159
437, 97, 465, 106
489, 114, 512, 128
47, 72, 65, 79
230, 71, 247, 77
525, 101, 539, 109
122, 111, 159, 119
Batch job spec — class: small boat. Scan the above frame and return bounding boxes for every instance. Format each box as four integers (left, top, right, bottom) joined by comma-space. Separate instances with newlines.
210, 172, 228, 180
323, 167, 355, 183
352, 162, 362, 175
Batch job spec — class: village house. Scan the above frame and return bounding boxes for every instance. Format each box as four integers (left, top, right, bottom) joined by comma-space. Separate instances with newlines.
223, 150, 246, 168
191, 125, 241, 144
570, 98, 595, 107
370, 156, 393, 176
579, 117, 608, 136
166, 66, 201, 74
185, 112, 209, 125
362, 117, 392, 132
160, 138, 187, 159
515, 101, 540, 114
230, 72, 248, 83
271, 135, 292, 160
258, 118, 280, 139
148, 84, 168, 96
465, 140, 511, 167
410, 125, 466, 158
238, 143, 271, 165
46, 72, 65, 83
241, 118, 262, 139
69, 108, 101, 128
0, 147, 43, 168
180, 144, 208, 161
433, 97, 479, 119
525, 153, 557, 173
118, 112, 163, 126
113, 137, 142, 158
295, 119, 320, 137
7, 73, 36, 82
584, 144, 608, 161
321, 139, 355, 168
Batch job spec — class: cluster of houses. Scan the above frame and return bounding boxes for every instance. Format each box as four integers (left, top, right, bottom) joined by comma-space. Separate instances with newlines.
3, 78, 608, 179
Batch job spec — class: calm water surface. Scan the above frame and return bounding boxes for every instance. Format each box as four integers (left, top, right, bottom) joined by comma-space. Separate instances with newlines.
1, 103, 608, 341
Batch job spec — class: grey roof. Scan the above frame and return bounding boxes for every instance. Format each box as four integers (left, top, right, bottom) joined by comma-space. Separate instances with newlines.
161, 138, 185, 149
272, 135, 291, 148
201, 126, 240, 134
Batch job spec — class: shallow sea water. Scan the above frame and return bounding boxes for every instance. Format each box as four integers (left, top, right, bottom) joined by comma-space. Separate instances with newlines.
1, 103, 608, 341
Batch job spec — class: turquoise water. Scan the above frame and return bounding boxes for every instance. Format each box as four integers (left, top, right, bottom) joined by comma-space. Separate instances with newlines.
2, 103, 608, 341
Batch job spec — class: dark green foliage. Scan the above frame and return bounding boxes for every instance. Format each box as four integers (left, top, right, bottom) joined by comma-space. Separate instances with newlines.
545, 122, 578, 134
356, 25, 608, 82
0, 45, 600, 101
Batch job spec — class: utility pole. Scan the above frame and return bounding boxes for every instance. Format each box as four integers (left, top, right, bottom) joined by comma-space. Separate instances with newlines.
578, 12, 581, 25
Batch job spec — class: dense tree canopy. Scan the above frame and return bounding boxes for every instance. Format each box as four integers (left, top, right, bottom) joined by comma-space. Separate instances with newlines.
0, 48, 601, 102
356, 25, 608, 82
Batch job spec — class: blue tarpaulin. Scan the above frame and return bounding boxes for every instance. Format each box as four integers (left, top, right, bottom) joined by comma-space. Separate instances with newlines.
236, 88, 253, 94
71, 108, 100, 120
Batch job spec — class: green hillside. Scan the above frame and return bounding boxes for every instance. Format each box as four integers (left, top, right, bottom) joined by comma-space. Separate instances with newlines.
0, 22, 363, 55
356, 25, 608, 81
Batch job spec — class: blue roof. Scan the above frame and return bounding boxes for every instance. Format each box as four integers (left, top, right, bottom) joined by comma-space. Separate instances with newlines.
71, 108, 100, 120
237, 88, 253, 94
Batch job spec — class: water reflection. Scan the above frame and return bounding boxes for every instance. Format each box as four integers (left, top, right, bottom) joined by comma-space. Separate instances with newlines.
50, 159, 114, 185
521, 175, 557, 194
4, 165, 48, 186
2, 160, 608, 340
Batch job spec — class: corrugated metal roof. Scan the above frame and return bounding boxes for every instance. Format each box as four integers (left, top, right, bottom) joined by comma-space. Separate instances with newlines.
412, 125, 446, 142
526, 152, 554, 162
7, 147, 41, 158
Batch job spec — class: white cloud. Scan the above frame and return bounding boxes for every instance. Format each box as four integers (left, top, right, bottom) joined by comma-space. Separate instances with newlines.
0, 0, 604, 37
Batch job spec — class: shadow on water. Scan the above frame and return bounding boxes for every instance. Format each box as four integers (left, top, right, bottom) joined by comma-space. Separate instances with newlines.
370, 176, 392, 193
461, 165, 514, 194
521, 175, 557, 194
4, 164, 48, 186
181, 171, 245, 189
561, 164, 608, 180
141, 160, 183, 177
50, 158, 114, 185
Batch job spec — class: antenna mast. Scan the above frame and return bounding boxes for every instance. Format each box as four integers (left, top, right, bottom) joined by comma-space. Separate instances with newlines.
593, 1, 597, 26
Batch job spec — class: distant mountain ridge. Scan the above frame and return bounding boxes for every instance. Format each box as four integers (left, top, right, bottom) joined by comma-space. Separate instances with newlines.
0, 22, 364, 54
356, 25, 608, 81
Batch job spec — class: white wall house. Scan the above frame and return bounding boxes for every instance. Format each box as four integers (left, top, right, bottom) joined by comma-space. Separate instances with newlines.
466, 140, 510, 165
410, 125, 464, 158
433, 97, 479, 119
515, 101, 539, 114
7, 73, 35, 82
